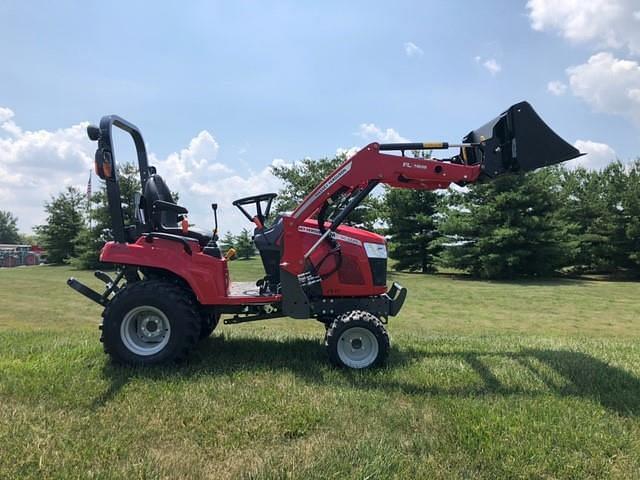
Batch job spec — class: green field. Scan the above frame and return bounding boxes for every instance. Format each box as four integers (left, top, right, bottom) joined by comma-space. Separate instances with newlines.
1, 261, 639, 479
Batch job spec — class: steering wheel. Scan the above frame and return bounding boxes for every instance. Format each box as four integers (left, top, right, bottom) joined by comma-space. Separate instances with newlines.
232, 193, 277, 229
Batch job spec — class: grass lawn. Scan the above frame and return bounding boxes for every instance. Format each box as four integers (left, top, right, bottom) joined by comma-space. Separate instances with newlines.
1, 260, 639, 479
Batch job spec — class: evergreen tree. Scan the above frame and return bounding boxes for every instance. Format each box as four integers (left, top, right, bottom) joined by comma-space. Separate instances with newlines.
558, 161, 640, 276
235, 228, 255, 259
0, 210, 20, 244
383, 188, 441, 273
219, 231, 236, 255
621, 160, 640, 276
36, 187, 85, 264
558, 165, 624, 273
438, 169, 569, 279
271, 152, 381, 230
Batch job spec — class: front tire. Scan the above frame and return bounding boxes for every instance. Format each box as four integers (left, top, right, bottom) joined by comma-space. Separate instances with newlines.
325, 310, 389, 369
101, 280, 201, 365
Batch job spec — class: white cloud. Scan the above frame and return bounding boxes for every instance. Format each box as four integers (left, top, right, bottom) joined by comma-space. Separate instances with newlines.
0, 107, 22, 136
483, 58, 502, 75
0, 107, 283, 234
157, 130, 220, 181
357, 123, 408, 143
527, 0, 640, 54
566, 52, 640, 123
0, 107, 14, 123
160, 160, 283, 234
141, 138, 285, 234
475, 56, 501, 75
528, 2, 640, 128
547, 80, 568, 95
0, 112, 94, 233
566, 139, 617, 169
207, 162, 233, 174
336, 146, 360, 159
404, 42, 424, 57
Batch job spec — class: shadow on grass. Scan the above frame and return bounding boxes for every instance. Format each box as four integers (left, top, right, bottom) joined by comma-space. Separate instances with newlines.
416, 348, 640, 416
96, 336, 640, 417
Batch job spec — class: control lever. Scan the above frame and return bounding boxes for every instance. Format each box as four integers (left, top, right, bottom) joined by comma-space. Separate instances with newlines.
211, 203, 219, 241
203, 203, 222, 259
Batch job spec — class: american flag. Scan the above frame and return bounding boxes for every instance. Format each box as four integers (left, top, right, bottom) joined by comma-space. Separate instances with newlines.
86, 170, 92, 201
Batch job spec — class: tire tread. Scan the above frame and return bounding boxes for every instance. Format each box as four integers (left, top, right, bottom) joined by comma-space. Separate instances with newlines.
325, 310, 390, 368
100, 280, 201, 364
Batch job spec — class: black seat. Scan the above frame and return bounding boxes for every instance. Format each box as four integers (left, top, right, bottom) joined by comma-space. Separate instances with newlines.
142, 174, 179, 227
253, 216, 284, 286
140, 174, 212, 247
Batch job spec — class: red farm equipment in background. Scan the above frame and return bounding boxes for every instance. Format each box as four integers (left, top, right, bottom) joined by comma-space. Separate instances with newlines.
0, 244, 43, 268
68, 102, 582, 369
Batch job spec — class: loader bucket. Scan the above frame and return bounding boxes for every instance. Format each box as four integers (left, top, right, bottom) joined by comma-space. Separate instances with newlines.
463, 101, 583, 179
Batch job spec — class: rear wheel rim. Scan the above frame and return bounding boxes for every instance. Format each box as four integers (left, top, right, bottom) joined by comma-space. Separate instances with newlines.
336, 326, 379, 368
120, 306, 171, 356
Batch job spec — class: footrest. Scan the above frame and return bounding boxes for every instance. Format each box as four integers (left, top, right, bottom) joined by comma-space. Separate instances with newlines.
67, 278, 106, 306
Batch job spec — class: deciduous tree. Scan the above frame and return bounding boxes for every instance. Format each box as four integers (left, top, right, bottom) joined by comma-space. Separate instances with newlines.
36, 187, 85, 264
0, 211, 20, 244
271, 152, 381, 230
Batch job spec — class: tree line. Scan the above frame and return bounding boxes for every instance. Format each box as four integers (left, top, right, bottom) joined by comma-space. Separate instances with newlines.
272, 153, 640, 279
3, 153, 638, 280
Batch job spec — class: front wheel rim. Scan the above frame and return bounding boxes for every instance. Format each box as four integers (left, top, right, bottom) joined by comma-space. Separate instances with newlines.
120, 305, 171, 356
336, 326, 379, 368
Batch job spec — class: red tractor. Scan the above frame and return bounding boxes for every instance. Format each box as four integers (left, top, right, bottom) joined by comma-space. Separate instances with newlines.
68, 102, 582, 369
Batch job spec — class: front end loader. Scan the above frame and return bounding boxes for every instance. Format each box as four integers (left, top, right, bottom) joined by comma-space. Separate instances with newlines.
68, 101, 582, 369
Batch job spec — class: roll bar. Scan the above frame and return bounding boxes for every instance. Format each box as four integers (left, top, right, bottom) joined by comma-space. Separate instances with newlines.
90, 115, 151, 186
87, 115, 151, 243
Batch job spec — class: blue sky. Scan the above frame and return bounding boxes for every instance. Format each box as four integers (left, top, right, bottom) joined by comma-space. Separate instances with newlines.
1, 1, 639, 233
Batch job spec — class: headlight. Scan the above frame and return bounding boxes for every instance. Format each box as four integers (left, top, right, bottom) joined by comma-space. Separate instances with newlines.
363, 242, 387, 259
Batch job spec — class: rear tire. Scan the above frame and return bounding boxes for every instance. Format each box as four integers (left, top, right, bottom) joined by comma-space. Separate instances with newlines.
199, 312, 220, 339
101, 280, 201, 365
325, 310, 389, 369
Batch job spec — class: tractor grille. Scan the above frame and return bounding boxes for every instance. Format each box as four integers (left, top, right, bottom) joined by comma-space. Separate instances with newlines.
338, 255, 365, 285
369, 258, 387, 286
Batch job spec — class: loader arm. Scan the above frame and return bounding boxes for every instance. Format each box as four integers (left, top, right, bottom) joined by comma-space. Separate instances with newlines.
290, 143, 480, 224
280, 144, 479, 276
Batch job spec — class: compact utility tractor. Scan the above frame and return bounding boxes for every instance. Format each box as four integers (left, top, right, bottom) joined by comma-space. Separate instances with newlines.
68, 102, 582, 369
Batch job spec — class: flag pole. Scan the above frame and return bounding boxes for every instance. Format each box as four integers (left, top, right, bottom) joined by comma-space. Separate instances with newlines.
87, 169, 92, 230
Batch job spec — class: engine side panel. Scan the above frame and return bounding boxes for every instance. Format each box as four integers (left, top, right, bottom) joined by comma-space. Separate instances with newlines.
293, 219, 387, 297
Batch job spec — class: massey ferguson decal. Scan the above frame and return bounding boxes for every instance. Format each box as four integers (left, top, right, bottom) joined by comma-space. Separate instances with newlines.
293, 161, 352, 218
297, 225, 362, 246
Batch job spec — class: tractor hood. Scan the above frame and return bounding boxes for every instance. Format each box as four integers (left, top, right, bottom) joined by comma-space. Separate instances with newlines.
463, 101, 584, 179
